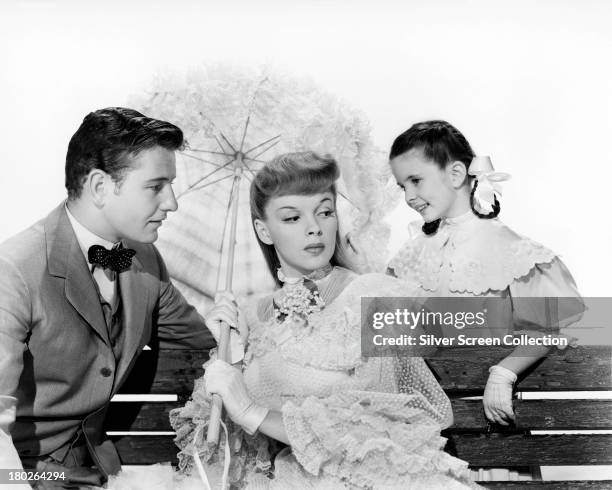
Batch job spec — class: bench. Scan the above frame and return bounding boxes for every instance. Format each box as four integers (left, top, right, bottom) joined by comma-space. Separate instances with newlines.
108, 345, 612, 488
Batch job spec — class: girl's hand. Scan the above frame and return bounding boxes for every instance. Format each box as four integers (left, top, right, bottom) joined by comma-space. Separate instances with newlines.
483, 365, 517, 426
205, 291, 245, 363
204, 360, 268, 435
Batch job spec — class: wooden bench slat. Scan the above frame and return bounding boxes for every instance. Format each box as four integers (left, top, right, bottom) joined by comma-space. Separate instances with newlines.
107, 402, 177, 431
447, 434, 612, 466
113, 434, 612, 467
112, 435, 178, 465
481, 482, 612, 489
449, 399, 612, 431
117, 346, 611, 395
427, 346, 611, 393
118, 349, 207, 395
106, 399, 612, 432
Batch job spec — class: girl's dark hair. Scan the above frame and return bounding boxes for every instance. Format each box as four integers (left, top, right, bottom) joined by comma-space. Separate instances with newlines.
389, 120, 500, 234
250, 151, 353, 287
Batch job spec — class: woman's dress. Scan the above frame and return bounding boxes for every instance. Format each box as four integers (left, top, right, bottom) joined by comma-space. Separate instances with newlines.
170, 267, 480, 489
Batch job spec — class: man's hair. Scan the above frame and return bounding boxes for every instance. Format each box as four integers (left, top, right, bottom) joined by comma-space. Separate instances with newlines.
65, 107, 184, 199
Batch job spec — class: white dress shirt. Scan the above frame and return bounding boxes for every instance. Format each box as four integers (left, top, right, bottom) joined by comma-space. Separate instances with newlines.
65, 205, 118, 308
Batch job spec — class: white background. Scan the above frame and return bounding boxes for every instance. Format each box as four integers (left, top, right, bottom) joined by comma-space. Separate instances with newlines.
1, 0, 611, 295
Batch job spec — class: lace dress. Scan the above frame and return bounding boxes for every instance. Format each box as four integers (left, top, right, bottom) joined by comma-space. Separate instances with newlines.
170, 267, 480, 489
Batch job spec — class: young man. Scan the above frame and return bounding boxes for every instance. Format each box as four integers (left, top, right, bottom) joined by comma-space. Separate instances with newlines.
0, 107, 215, 487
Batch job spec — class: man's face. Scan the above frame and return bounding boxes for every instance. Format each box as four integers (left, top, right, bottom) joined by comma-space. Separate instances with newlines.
102, 146, 178, 243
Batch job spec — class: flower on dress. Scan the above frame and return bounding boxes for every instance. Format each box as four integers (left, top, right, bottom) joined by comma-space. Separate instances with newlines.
274, 280, 325, 327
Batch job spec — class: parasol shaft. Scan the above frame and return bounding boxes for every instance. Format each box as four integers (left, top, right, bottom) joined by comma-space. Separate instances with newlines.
207, 164, 243, 446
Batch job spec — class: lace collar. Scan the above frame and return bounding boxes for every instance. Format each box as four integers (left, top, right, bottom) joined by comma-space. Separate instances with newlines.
389, 218, 556, 295
277, 263, 334, 285
440, 210, 478, 228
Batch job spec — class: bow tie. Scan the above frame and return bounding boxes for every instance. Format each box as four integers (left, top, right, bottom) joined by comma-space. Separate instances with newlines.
88, 244, 136, 273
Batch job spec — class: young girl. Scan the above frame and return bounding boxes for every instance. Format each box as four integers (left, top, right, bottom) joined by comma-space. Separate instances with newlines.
386, 120, 582, 427
169, 152, 480, 489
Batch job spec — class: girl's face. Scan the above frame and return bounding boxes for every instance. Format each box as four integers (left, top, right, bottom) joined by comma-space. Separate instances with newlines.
254, 191, 338, 277
390, 148, 465, 221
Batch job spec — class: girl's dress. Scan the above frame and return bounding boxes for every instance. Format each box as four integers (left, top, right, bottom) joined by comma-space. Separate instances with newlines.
169, 266, 480, 489
388, 212, 583, 482
388, 212, 582, 329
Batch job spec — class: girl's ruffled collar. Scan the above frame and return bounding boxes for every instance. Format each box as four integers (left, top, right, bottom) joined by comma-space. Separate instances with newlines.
389, 217, 557, 295
440, 210, 477, 228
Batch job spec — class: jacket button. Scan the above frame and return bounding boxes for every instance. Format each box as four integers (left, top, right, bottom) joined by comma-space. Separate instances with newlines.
100, 367, 112, 377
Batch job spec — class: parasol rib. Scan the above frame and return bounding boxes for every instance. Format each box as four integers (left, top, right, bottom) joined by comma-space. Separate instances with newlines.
176, 174, 233, 198
244, 134, 281, 156
179, 159, 235, 196
214, 135, 230, 154
337, 190, 359, 210
219, 132, 237, 154
180, 151, 227, 168
187, 149, 234, 157
239, 116, 251, 153
241, 162, 257, 180
248, 139, 281, 161
243, 156, 268, 165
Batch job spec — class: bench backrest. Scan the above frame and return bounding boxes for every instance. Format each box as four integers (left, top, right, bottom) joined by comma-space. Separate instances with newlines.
109, 345, 612, 486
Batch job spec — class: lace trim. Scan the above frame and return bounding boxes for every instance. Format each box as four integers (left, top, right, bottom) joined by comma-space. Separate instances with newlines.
244, 273, 418, 370
389, 219, 557, 295
281, 391, 473, 488
169, 370, 273, 487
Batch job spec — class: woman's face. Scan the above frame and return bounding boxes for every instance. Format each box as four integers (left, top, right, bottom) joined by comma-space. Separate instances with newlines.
254, 191, 338, 277
390, 148, 461, 222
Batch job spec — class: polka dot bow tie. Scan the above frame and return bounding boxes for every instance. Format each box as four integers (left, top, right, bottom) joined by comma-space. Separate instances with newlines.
87, 244, 136, 273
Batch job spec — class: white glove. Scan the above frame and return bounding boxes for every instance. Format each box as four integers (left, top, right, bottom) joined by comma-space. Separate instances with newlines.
483, 365, 517, 426
204, 360, 268, 435
205, 291, 245, 364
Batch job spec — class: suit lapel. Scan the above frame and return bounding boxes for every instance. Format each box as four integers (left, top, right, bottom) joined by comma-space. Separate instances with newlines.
46, 204, 110, 345
115, 252, 150, 385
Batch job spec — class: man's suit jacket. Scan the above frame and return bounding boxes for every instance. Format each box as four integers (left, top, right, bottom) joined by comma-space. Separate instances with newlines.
0, 203, 215, 471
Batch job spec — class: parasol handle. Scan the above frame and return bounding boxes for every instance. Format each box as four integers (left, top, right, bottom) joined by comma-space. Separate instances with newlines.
206, 320, 230, 447
206, 164, 243, 448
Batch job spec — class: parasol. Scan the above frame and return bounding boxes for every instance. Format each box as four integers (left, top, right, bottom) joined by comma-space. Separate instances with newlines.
130, 64, 399, 445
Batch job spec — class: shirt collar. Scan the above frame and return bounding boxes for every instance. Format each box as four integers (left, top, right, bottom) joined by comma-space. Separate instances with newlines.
65, 203, 117, 264
441, 210, 476, 228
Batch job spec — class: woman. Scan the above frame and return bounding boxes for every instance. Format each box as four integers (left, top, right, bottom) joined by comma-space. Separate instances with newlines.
170, 152, 479, 489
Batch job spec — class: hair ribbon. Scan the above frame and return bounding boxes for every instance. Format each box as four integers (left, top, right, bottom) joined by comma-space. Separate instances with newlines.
468, 156, 511, 213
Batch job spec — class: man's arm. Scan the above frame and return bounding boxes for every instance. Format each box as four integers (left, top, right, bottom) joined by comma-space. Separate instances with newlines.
0, 257, 31, 470
152, 247, 215, 351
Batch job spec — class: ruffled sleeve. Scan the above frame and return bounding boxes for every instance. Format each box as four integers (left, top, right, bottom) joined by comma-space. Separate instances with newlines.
509, 256, 584, 333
